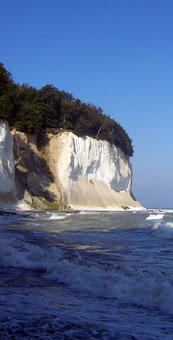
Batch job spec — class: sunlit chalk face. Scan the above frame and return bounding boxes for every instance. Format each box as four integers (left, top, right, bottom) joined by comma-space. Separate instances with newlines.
48, 132, 140, 210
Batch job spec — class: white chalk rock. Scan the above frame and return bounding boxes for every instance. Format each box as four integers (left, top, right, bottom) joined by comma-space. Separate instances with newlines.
0, 120, 16, 202
48, 132, 141, 210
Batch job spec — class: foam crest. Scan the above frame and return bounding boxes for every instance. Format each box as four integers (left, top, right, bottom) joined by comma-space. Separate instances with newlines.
49, 213, 66, 220
153, 222, 173, 239
152, 222, 161, 230
7, 237, 171, 315
43, 256, 173, 315
146, 214, 164, 220
159, 209, 173, 214
1, 230, 173, 316
79, 211, 102, 215
0, 233, 64, 269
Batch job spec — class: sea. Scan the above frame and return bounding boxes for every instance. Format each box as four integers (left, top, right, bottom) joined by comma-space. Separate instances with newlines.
0, 208, 173, 339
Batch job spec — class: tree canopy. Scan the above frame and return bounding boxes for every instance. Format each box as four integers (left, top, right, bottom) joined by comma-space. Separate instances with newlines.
0, 63, 134, 156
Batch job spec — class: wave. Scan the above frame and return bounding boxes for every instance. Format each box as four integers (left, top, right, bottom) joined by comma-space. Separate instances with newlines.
1, 232, 173, 316
146, 214, 164, 220
157, 209, 173, 214
79, 211, 104, 215
45, 212, 76, 220
152, 222, 173, 239
146, 212, 173, 234
49, 213, 66, 220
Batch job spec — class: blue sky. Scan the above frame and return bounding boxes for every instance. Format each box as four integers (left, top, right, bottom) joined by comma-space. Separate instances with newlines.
1, 0, 173, 208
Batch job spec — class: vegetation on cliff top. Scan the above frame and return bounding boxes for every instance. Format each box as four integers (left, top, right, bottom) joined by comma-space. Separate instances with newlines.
0, 63, 133, 156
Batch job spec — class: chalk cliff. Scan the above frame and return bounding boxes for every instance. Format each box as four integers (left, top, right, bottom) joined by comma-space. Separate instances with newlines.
0, 120, 142, 210
47, 132, 141, 210
0, 120, 16, 204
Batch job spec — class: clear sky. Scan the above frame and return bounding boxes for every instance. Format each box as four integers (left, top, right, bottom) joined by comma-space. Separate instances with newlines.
1, 0, 173, 208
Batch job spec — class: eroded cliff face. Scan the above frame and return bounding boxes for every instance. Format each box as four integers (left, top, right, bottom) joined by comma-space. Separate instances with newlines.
47, 132, 142, 210
0, 120, 16, 203
11, 129, 64, 210
0, 120, 142, 210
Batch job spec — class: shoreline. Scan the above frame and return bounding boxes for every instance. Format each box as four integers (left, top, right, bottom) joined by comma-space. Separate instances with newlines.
0, 200, 145, 214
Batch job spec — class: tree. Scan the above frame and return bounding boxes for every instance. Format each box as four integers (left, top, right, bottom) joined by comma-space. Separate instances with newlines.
14, 101, 43, 133
0, 63, 13, 96
0, 63, 15, 120
0, 64, 134, 156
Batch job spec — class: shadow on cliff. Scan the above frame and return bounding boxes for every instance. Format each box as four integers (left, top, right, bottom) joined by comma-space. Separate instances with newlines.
13, 133, 56, 202
36, 131, 50, 149
130, 192, 138, 202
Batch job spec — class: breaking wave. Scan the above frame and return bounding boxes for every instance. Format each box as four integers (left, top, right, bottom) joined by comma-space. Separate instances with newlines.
146, 213, 164, 220
1, 229, 173, 316
1, 209, 173, 339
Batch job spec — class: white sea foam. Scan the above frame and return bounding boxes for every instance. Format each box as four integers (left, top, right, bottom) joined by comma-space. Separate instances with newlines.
0, 233, 63, 269
153, 222, 173, 239
165, 222, 173, 227
159, 209, 173, 214
44, 259, 173, 314
1, 231, 173, 316
79, 211, 102, 215
152, 222, 161, 230
49, 213, 66, 220
146, 214, 164, 220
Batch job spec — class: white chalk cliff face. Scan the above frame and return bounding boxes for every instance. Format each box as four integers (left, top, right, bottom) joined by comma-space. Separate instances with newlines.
48, 132, 142, 210
0, 120, 16, 202
0, 120, 142, 210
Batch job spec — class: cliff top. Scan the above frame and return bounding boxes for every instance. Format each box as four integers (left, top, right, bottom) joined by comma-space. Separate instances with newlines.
0, 63, 133, 157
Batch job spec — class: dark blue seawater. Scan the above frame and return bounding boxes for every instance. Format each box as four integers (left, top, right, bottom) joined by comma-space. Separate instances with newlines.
0, 209, 173, 339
